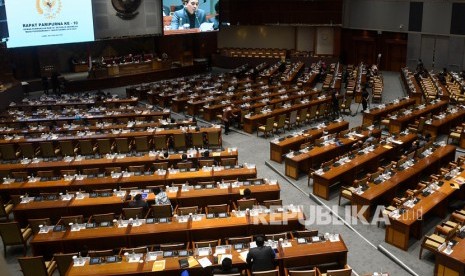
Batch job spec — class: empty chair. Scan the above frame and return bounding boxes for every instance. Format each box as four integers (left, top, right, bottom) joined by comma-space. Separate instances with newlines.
19, 143, 37, 159
207, 131, 221, 149
53, 252, 76, 276
28, 218, 51, 235
121, 207, 144, 220
285, 110, 298, 130
88, 213, 115, 223
227, 236, 253, 246
134, 136, 151, 152
192, 239, 220, 249
273, 114, 286, 134
37, 170, 54, 181
251, 269, 279, 276
206, 204, 229, 214
96, 139, 114, 155
82, 168, 99, 177
88, 249, 115, 257
18, 256, 57, 276
419, 233, 446, 259
220, 158, 237, 167
191, 132, 204, 148
77, 140, 96, 156
285, 268, 316, 275
265, 232, 288, 241
39, 142, 58, 158
153, 162, 169, 170
146, 204, 172, 219
115, 138, 132, 154
235, 198, 256, 210
159, 243, 187, 251
105, 167, 122, 175
291, 230, 318, 238
316, 264, 352, 276
153, 135, 167, 151
0, 198, 13, 221
176, 206, 200, 216
177, 162, 193, 170
262, 199, 282, 209
173, 133, 187, 150
296, 108, 308, 126
0, 222, 32, 257
57, 215, 84, 226
58, 140, 77, 157
11, 171, 28, 182
199, 159, 215, 167
0, 144, 19, 161
119, 246, 149, 255
257, 117, 274, 138
60, 169, 77, 177
128, 165, 145, 174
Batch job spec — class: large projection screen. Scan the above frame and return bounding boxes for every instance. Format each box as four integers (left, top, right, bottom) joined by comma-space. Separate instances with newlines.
92, 0, 163, 39
5, 0, 94, 48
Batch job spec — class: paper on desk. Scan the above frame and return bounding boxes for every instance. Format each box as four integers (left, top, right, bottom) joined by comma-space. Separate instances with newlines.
383, 145, 393, 149
450, 183, 461, 190
329, 234, 340, 242
453, 177, 465, 185
198, 257, 212, 268
238, 251, 249, 262
152, 260, 165, 271
218, 254, 232, 264
188, 256, 199, 267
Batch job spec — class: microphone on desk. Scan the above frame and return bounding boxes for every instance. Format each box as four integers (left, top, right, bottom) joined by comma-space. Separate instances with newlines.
194, 10, 201, 27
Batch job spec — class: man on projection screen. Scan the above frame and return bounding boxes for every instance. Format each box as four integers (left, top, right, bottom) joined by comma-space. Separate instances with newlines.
170, 0, 206, 30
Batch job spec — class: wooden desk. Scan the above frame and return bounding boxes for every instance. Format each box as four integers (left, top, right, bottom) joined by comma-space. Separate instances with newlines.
385, 165, 460, 250
352, 144, 456, 219
362, 98, 416, 126
312, 134, 416, 200
388, 100, 447, 134
242, 97, 335, 134
423, 108, 465, 138
31, 210, 305, 259
65, 237, 348, 276
270, 121, 349, 163
285, 129, 381, 180
435, 236, 465, 276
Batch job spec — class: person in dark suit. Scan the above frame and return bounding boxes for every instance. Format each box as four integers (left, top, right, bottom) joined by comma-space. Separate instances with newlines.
246, 236, 276, 272
170, 0, 207, 30
211, 257, 240, 275
361, 87, 369, 111
129, 193, 148, 211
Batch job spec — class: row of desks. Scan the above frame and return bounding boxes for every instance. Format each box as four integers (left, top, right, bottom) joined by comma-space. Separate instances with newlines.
30, 210, 306, 259
352, 144, 457, 220
312, 133, 418, 200
12, 179, 277, 226
8, 98, 139, 111
270, 120, 349, 163
362, 97, 416, 126
0, 147, 236, 175
66, 237, 348, 276
385, 147, 461, 251
284, 128, 383, 180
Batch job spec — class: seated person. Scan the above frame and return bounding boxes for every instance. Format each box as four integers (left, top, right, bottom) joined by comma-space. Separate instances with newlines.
163, 5, 170, 16
170, 0, 207, 30
242, 188, 252, 200
153, 187, 171, 206
211, 257, 239, 275
129, 193, 148, 211
246, 236, 276, 272
209, 1, 219, 30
